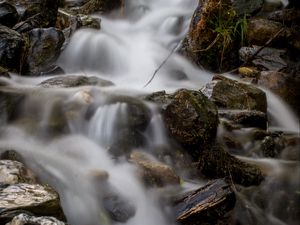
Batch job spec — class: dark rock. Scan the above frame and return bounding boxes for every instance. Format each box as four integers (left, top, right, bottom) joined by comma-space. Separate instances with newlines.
39, 75, 113, 88
22, 27, 65, 75
0, 25, 24, 72
258, 71, 300, 116
6, 213, 66, 225
198, 143, 264, 186
218, 109, 267, 129
0, 66, 10, 77
231, 0, 263, 16
78, 0, 122, 14
162, 89, 219, 158
173, 179, 236, 225
130, 151, 180, 187
261, 133, 285, 158
268, 8, 300, 24
202, 75, 267, 113
0, 2, 19, 28
0, 183, 62, 218
181, 0, 242, 72
0, 160, 36, 184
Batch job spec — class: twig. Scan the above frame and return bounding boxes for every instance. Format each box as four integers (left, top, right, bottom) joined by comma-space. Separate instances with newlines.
143, 41, 182, 88
192, 34, 220, 52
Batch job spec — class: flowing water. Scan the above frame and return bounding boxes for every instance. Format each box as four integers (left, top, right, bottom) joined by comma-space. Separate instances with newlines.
0, 0, 299, 225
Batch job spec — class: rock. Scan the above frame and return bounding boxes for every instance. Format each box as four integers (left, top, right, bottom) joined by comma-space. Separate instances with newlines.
0, 25, 24, 72
261, 132, 285, 158
198, 143, 264, 186
78, 0, 122, 14
130, 151, 180, 187
22, 27, 65, 75
181, 0, 242, 72
258, 71, 300, 115
162, 89, 219, 158
218, 109, 267, 129
0, 66, 10, 78
0, 2, 19, 28
0, 184, 62, 218
231, 0, 263, 16
0, 160, 36, 185
238, 66, 260, 78
268, 8, 300, 24
39, 75, 113, 88
247, 18, 285, 47
239, 46, 287, 71
173, 179, 236, 225
6, 213, 66, 225
202, 75, 267, 113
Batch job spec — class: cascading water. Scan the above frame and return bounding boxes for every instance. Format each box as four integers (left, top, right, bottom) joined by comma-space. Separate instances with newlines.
0, 0, 299, 225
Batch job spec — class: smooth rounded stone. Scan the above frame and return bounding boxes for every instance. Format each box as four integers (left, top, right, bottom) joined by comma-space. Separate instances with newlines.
6, 213, 66, 225
247, 18, 285, 46
0, 2, 19, 28
39, 75, 113, 88
181, 0, 241, 72
198, 143, 264, 186
258, 71, 300, 116
202, 75, 267, 113
268, 8, 300, 24
231, 0, 263, 15
130, 151, 180, 187
0, 183, 62, 216
22, 27, 65, 75
0, 25, 24, 71
0, 160, 36, 185
218, 109, 267, 129
163, 89, 219, 157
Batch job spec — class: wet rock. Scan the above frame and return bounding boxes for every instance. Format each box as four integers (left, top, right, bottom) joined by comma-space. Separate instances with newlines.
0, 66, 10, 78
163, 89, 219, 158
0, 160, 36, 184
261, 133, 285, 158
0, 2, 19, 28
181, 0, 242, 72
0, 183, 62, 217
6, 213, 66, 225
280, 135, 300, 161
78, 0, 122, 14
202, 75, 267, 113
239, 46, 287, 71
218, 109, 267, 129
258, 71, 300, 116
22, 27, 64, 75
130, 151, 180, 187
39, 75, 113, 88
198, 143, 264, 186
173, 179, 236, 225
247, 18, 285, 47
231, 0, 263, 16
0, 25, 24, 72
268, 8, 300, 24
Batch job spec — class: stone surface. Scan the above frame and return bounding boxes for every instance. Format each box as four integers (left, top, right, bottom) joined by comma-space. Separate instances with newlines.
0, 160, 36, 185
0, 25, 24, 72
78, 0, 122, 14
22, 27, 65, 75
0, 183, 62, 217
130, 151, 180, 187
231, 0, 263, 15
202, 75, 267, 113
39, 75, 113, 88
0, 2, 19, 28
163, 89, 219, 157
6, 213, 66, 225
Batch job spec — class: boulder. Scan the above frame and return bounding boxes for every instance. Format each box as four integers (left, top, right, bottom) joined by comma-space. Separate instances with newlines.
39, 75, 113, 88
22, 27, 65, 75
0, 25, 24, 72
202, 75, 267, 113
0, 160, 36, 184
0, 183, 63, 219
162, 89, 219, 158
181, 0, 243, 72
6, 213, 66, 225
0, 66, 10, 78
218, 109, 267, 129
198, 143, 264, 186
77, 0, 122, 14
130, 151, 180, 187
258, 71, 300, 116
231, 0, 263, 16
0, 2, 19, 28
268, 8, 300, 24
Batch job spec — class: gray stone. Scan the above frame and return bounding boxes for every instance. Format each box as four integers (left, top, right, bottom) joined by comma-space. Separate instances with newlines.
231, 0, 263, 15
6, 213, 66, 225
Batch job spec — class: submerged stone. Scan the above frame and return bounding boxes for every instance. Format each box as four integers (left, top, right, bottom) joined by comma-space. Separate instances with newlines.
6, 213, 66, 225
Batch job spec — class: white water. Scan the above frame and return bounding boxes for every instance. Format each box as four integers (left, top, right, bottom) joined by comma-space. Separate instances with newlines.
0, 0, 299, 225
